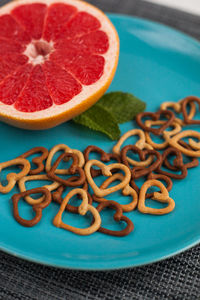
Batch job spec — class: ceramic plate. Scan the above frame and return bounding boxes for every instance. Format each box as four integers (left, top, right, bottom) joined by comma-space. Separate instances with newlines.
0, 14, 200, 270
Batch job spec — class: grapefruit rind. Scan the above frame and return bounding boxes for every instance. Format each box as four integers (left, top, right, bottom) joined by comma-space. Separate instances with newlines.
0, 0, 119, 129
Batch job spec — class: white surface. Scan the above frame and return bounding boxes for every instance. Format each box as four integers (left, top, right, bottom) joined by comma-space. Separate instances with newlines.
145, 0, 200, 15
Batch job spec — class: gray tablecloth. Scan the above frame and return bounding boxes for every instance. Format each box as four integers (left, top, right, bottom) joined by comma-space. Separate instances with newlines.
0, 1, 200, 299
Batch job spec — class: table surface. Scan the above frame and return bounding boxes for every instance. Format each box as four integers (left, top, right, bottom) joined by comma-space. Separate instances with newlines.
145, 0, 200, 16
0, 0, 200, 299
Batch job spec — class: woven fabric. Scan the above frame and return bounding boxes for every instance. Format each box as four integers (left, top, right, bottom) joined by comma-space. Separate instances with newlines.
0, 245, 200, 300
0, 0, 200, 299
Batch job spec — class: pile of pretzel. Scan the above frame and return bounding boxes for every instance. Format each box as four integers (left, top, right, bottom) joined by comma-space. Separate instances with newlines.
1, 96, 200, 237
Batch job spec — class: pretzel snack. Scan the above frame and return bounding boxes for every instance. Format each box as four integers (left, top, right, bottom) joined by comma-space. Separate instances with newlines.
160, 100, 196, 126
95, 200, 134, 236
19, 146, 49, 175
85, 160, 131, 197
12, 187, 52, 227
84, 145, 121, 177
46, 144, 85, 174
92, 173, 138, 212
136, 110, 175, 136
145, 120, 182, 150
18, 174, 61, 205
113, 129, 153, 167
0, 158, 30, 194
138, 179, 175, 215
47, 152, 86, 187
168, 130, 200, 157
52, 180, 93, 214
53, 188, 101, 235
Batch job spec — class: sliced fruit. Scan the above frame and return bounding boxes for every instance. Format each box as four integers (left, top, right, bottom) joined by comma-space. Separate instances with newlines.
0, 64, 32, 105
0, 0, 119, 130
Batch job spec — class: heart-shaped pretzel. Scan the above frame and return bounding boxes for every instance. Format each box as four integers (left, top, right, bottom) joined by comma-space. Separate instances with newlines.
160, 100, 196, 126
138, 179, 175, 215
189, 140, 200, 150
164, 141, 199, 170
136, 109, 175, 136
113, 129, 153, 167
52, 179, 93, 214
182, 96, 200, 125
12, 187, 52, 227
160, 101, 181, 114
19, 146, 49, 175
168, 130, 200, 157
95, 200, 134, 236
130, 173, 172, 199
46, 144, 85, 174
145, 120, 182, 150
147, 173, 173, 192
121, 145, 162, 179
53, 188, 101, 235
84, 145, 121, 177
47, 152, 86, 187
0, 158, 30, 194
92, 173, 138, 212
18, 174, 61, 205
85, 160, 131, 197
156, 147, 188, 179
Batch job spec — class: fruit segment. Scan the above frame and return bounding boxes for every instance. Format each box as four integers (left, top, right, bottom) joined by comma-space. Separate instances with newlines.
55, 30, 109, 54
68, 55, 105, 85
0, 64, 32, 105
56, 11, 101, 40
0, 54, 28, 82
43, 3, 77, 42
50, 51, 105, 85
14, 65, 53, 112
42, 61, 82, 105
0, 14, 31, 44
11, 3, 47, 40
50, 48, 80, 70
0, 38, 25, 55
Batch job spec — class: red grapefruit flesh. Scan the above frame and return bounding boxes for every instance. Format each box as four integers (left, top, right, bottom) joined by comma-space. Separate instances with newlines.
0, 53, 28, 82
12, 3, 47, 40
14, 65, 53, 112
0, 0, 119, 129
0, 64, 32, 105
43, 61, 82, 105
0, 14, 31, 43
43, 3, 77, 42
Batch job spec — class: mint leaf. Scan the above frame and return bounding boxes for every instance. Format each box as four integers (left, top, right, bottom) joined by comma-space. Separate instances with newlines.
73, 105, 120, 140
97, 92, 146, 123
72, 91, 146, 140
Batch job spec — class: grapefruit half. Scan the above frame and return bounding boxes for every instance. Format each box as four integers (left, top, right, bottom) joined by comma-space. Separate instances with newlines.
0, 0, 119, 129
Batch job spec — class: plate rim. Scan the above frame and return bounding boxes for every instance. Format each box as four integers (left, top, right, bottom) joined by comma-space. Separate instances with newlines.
1, 235, 200, 271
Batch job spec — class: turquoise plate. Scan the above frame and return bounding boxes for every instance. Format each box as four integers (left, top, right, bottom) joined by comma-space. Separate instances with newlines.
0, 14, 200, 270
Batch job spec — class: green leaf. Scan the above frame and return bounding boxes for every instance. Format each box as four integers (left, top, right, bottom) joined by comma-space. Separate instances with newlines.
73, 105, 120, 140
97, 92, 146, 123
72, 91, 146, 140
